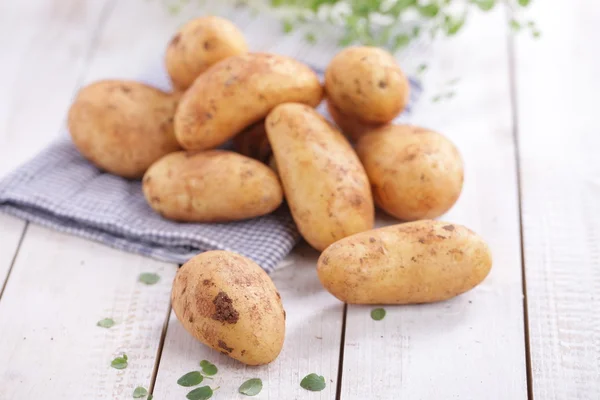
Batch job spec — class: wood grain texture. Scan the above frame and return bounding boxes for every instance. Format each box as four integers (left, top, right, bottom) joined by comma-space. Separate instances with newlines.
0, 0, 114, 295
0, 225, 176, 399
0, 216, 25, 292
513, 1, 600, 398
340, 9, 528, 400
153, 244, 344, 399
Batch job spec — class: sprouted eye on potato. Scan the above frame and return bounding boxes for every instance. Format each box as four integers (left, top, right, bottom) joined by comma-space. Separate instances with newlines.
66, 16, 493, 367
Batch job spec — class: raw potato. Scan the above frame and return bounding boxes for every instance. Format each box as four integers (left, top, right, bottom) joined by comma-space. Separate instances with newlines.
171, 250, 285, 365
166, 16, 248, 90
68, 80, 181, 179
175, 53, 323, 151
325, 46, 409, 124
232, 120, 271, 163
356, 125, 464, 221
143, 150, 283, 222
326, 99, 386, 142
317, 220, 492, 304
266, 103, 374, 251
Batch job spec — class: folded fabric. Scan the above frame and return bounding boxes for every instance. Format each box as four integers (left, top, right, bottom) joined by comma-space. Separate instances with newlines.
0, 69, 420, 272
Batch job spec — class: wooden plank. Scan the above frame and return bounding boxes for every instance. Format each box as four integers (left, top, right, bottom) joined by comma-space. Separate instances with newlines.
0, 216, 25, 292
0, 225, 176, 399
339, 9, 528, 399
513, 2, 600, 398
152, 244, 343, 399
0, 1, 177, 398
0, 0, 114, 294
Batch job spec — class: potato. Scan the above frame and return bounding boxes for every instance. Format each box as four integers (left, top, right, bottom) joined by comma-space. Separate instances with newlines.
325, 46, 409, 124
317, 220, 492, 304
175, 53, 323, 151
232, 120, 271, 163
166, 16, 248, 90
68, 80, 181, 179
142, 150, 283, 222
171, 250, 285, 365
266, 103, 374, 251
356, 125, 463, 221
326, 99, 386, 142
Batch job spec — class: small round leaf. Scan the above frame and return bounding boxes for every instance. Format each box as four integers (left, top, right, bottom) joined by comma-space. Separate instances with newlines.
132, 386, 148, 398
371, 308, 386, 321
177, 371, 203, 387
138, 273, 160, 285
97, 318, 116, 328
300, 373, 326, 391
239, 378, 263, 396
186, 385, 213, 400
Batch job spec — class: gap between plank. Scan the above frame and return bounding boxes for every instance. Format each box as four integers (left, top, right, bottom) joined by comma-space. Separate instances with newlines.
149, 299, 173, 394
0, 0, 117, 310
0, 223, 28, 301
506, 13, 534, 400
335, 303, 348, 400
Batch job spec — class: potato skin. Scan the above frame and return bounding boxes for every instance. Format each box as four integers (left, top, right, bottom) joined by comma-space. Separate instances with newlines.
325, 46, 409, 124
326, 99, 386, 142
175, 53, 323, 151
266, 103, 374, 251
171, 251, 285, 365
68, 80, 181, 179
232, 120, 271, 163
317, 220, 492, 304
166, 16, 248, 90
356, 125, 464, 221
142, 150, 283, 222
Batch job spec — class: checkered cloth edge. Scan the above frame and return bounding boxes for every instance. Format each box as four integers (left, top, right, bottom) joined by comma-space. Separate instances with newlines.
0, 69, 421, 272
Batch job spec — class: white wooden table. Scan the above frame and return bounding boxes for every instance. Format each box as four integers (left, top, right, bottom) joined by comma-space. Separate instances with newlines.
0, 1, 598, 399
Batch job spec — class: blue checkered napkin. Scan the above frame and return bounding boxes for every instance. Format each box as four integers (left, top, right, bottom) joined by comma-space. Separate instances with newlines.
0, 71, 420, 273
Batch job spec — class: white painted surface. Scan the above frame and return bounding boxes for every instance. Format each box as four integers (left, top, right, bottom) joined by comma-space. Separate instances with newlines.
339, 8, 529, 400
0, 0, 598, 398
514, 1, 600, 399
0, 225, 176, 399
153, 244, 344, 399
0, 216, 25, 289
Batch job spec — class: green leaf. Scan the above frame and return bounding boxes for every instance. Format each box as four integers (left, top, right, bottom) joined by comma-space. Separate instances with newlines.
432, 95, 442, 103
186, 386, 213, 400
518, 0, 531, 6
200, 360, 218, 376
305, 32, 317, 45
147, 395, 153, 400
418, 4, 440, 17
178, 371, 204, 387
300, 373, 326, 391
392, 34, 411, 51
239, 378, 263, 396
270, 0, 284, 6
97, 318, 115, 328
416, 63, 428, 74
472, 0, 495, 11
371, 308, 386, 321
282, 20, 293, 34
111, 354, 128, 370
412, 26, 421, 38
445, 15, 466, 36
532, 29, 541, 38
133, 386, 148, 398
510, 19, 521, 32
138, 273, 160, 285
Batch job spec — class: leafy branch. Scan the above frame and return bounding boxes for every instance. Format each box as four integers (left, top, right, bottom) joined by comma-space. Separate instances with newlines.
163, 0, 539, 52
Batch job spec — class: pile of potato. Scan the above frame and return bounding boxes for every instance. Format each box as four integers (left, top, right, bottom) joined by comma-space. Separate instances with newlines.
67, 16, 492, 366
